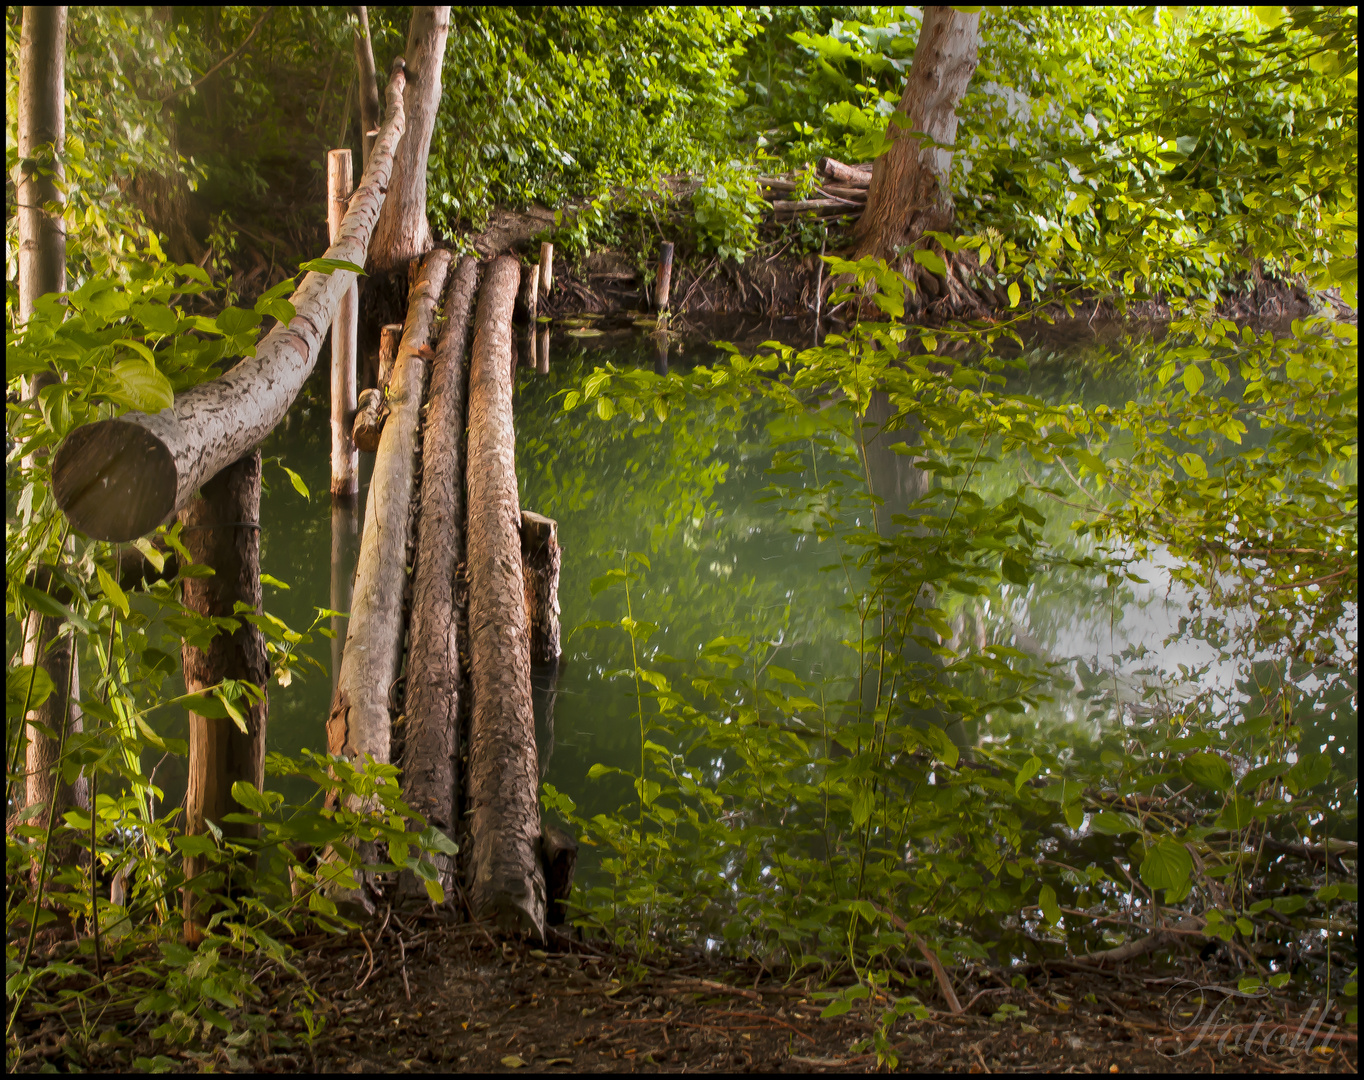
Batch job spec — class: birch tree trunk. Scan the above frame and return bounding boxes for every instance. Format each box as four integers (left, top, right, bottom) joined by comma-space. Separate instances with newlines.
465, 256, 546, 937
399, 256, 480, 900
51, 60, 409, 543
368, 6, 449, 273
853, 8, 980, 269
178, 451, 269, 945
352, 5, 381, 171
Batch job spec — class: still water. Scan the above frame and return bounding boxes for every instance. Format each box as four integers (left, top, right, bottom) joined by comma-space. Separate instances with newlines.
248, 317, 1242, 822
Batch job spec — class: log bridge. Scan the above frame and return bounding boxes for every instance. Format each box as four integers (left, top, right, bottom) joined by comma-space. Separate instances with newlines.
49, 57, 568, 942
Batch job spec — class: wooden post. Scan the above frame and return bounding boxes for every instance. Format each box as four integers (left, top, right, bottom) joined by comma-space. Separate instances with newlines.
328, 250, 452, 813
536, 326, 550, 375
399, 256, 480, 901
329, 149, 359, 498
654, 241, 674, 312
179, 450, 268, 945
52, 59, 409, 543
330, 497, 360, 700
466, 255, 546, 937
518, 262, 539, 326
538, 242, 554, 300
377, 322, 403, 386
654, 333, 669, 376
520, 511, 561, 666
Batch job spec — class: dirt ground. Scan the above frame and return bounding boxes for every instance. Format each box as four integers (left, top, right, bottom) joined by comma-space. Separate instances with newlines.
10, 911, 1356, 1074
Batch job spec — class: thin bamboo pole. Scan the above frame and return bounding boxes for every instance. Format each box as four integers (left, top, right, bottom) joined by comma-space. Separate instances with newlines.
328, 148, 359, 498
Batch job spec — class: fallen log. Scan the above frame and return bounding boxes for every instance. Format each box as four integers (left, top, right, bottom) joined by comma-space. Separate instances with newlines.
327, 248, 452, 905
51, 58, 409, 543
465, 255, 546, 937
520, 511, 561, 666
772, 197, 864, 217
399, 255, 480, 901
818, 156, 872, 186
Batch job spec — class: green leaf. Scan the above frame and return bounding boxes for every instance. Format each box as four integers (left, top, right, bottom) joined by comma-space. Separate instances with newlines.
1090, 811, 1140, 836
1285, 752, 1331, 793
1015, 755, 1041, 794
1177, 452, 1207, 480
109, 359, 175, 413
260, 574, 290, 590
279, 465, 310, 500
1001, 555, 1030, 586
96, 564, 130, 617
230, 780, 276, 815
1182, 364, 1205, 394
1007, 282, 1021, 308
1139, 840, 1192, 893
418, 826, 459, 856
912, 248, 947, 277
1181, 752, 1233, 792
8, 664, 56, 715
181, 692, 230, 719
851, 785, 874, 826
1038, 883, 1060, 925
214, 306, 263, 337
424, 878, 445, 904
299, 257, 366, 276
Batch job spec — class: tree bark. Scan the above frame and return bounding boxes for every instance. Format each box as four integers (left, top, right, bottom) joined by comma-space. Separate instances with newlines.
330, 497, 360, 701
178, 450, 268, 945
328, 250, 452, 794
378, 322, 404, 386
15, 7, 83, 877
51, 60, 409, 543
520, 511, 561, 666
329, 149, 359, 498
352, 6, 381, 171
853, 8, 980, 267
466, 255, 546, 938
538, 242, 554, 300
351, 387, 387, 452
399, 256, 480, 901
654, 242, 674, 312
368, 6, 449, 273
15, 5, 66, 325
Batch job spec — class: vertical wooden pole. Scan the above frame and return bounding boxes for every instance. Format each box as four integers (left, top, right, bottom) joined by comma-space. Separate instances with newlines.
520, 511, 561, 667
519, 262, 539, 325
654, 241, 674, 313
536, 326, 550, 375
352, 5, 380, 171
330, 498, 360, 700
329, 149, 359, 498
538, 242, 554, 300
179, 451, 268, 945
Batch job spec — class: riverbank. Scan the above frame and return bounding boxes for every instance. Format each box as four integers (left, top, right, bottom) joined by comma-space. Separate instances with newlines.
9, 918, 1355, 1073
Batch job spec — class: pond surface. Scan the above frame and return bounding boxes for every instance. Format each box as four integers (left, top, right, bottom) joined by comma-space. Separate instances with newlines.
250, 316, 1250, 820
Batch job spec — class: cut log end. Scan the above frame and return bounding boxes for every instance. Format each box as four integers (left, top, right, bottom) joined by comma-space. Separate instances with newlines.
52, 419, 179, 542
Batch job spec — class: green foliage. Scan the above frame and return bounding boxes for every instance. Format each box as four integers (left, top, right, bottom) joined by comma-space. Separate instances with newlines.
690, 161, 767, 264
546, 253, 1355, 994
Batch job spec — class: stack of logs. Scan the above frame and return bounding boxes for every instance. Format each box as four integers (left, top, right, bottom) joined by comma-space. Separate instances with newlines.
765, 157, 871, 221
328, 248, 570, 940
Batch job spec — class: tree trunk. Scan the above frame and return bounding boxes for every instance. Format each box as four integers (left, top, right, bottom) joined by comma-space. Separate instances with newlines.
52, 61, 409, 543
465, 255, 546, 938
520, 511, 561, 666
853, 8, 980, 267
328, 249, 452, 798
330, 498, 360, 701
15, 5, 66, 324
14, 7, 84, 880
368, 6, 449, 273
178, 450, 268, 945
399, 256, 480, 901
329, 148, 359, 498
353, 7, 381, 171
